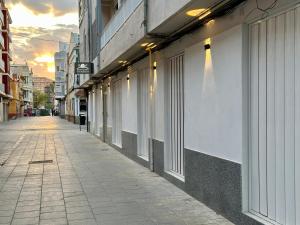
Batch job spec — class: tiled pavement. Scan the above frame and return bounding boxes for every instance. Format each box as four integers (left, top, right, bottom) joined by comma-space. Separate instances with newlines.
0, 117, 234, 225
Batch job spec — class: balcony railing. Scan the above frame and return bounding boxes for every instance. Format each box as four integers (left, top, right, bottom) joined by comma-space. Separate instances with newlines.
100, 0, 143, 49
0, 10, 3, 26
0, 83, 4, 94
0, 34, 4, 49
0, 58, 4, 72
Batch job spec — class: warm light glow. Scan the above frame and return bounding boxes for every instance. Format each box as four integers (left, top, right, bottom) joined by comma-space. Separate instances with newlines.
147, 43, 154, 47
199, 10, 211, 20
127, 74, 130, 91
186, 8, 206, 17
205, 38, 211, 45
202, 38, 215, 96
141, 43, 148, 47
35, 55, 54, 63
206, 19, 215, 26
47, 63, 55, 73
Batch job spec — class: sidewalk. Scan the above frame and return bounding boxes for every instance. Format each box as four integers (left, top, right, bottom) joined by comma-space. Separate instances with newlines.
0, 117, 234, 225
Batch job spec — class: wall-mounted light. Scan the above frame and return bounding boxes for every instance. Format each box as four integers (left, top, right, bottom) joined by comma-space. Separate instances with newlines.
199, 10, 211, 20
141, 42, 157, 51
186, 8, 206, 17
108, 83, 110, 88
204, 44, 211, 51
153, 61, 157, 70
141, 43, 148, 47
127, 75, 130, 80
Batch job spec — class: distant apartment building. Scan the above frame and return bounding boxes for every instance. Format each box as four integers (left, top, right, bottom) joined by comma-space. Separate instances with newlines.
8, 74, 23, 119
33, 76, 54, 93
11, 64, 33, 115
54, 42, 68, 117
78, 0, 300, 225
65, 32, 81, 123
0, 0, 12, 122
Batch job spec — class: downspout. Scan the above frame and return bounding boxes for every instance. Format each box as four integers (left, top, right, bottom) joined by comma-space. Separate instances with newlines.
144, 0, 155, 172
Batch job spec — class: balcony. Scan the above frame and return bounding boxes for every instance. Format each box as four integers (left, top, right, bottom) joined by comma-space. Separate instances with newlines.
0, 83, 5, 96
0, 10, 3, 27
0, 58, 4, 72
0, 33, 4, 49
98, 0, 145, 73
3, 49, 12, 61
100, 0, 143, 49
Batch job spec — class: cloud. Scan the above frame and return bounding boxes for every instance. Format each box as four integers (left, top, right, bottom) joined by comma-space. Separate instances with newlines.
11, 24, 79, 79
7, 0, 77, 16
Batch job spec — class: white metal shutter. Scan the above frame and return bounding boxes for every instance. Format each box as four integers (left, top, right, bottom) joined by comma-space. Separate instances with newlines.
249, 6, 300, 225
167, 54, 184, 178
137, 68, 150, 160
112, 80, 122, 147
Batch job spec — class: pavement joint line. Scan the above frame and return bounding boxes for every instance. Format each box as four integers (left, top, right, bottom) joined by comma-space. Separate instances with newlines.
59, 137, 98, 224
53, 134, 69, 225
38, 134, 46, 225
0, 136, 32, 194
0, 134, 25, 167
8, 134, 39, 225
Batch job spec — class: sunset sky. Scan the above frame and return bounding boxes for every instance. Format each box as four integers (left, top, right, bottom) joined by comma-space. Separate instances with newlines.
7, 0, 79, 80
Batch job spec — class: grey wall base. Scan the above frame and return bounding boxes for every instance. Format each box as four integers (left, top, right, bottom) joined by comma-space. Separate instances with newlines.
118, 131, 149, 168
111, 133, 262, 225
184, 149, 262, 225
152, 139, 164, 176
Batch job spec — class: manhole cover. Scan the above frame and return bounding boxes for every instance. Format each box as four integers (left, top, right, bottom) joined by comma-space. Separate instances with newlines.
28, 160, 53, 164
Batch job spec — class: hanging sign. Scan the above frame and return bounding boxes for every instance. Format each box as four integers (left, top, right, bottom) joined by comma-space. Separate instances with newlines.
75, 62, 94, 74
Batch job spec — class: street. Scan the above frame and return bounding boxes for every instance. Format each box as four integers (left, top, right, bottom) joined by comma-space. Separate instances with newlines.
0, 117, 233, 225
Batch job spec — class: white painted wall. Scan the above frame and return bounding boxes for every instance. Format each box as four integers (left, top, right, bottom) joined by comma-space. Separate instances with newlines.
153, 53, 165, 142
121, 72, 138, 133
106, 86, 113, 127
184, 25, 243, 164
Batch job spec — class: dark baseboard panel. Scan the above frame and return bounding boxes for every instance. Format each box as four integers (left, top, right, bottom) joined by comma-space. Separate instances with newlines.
184, 149, 262, 225
113, 134, 262, 225
152, 139, 164, 176
120, 131, 149, 168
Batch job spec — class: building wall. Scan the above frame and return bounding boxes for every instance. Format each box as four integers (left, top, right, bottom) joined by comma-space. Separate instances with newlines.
121, 71, 137, 133
99, 2, 145, 71
183, 25, 243, 163
81, 0, 300, 224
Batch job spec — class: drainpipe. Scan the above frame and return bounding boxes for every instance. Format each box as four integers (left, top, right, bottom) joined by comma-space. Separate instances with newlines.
144, 0, 155, 172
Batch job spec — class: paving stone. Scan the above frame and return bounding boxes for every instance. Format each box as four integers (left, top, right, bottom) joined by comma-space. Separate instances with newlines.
0, 216, 12, 224
40, 211, 66, 220
11, 217, 39, 225
0, 117, 233, 225
13, 211, 40, 219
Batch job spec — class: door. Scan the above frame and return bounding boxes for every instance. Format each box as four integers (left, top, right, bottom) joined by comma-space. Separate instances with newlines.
112, 79, 122, 147
166, 54, 184, 179
249, 6, 300, 224
137, 68, 150, 160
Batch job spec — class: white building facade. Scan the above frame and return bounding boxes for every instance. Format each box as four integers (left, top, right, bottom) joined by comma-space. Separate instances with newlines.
54, 42, 68, 117
79, 0, 300, 224
65, 32, 81, 124
10, 64, 33, 113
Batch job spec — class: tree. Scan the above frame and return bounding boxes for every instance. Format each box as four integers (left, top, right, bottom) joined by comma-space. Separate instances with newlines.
44, 82, 55, 110
33, 90, 48, 109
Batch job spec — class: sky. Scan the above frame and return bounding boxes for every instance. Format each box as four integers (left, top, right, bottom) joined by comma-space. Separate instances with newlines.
7, 0, 79, 80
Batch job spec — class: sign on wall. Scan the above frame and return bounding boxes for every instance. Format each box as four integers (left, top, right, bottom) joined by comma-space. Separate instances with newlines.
75, 62, 94, 74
